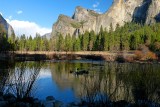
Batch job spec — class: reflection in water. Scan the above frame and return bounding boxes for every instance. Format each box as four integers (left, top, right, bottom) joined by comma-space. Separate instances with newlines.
0, 62, 42, 100
0, 70, 8, 92
0, 61, 160, 105
81, 63, 160, 106
0, 62, 15, 93
120, 64, 160, 103
47, 61, 160, 105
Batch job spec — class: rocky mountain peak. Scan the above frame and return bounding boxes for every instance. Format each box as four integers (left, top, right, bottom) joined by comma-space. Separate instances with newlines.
51, 14, 77, 37
73, 6, 99, 21
51, 0, 160, 37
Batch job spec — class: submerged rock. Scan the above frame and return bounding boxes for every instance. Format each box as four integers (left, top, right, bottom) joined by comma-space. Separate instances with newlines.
0, 92, 3, 96
54, 100, 63, 107
0, 101, 8, 107
33, 99, 42, 106
74, 70, 89, 75
43, 102, 54, 107
113, 100, 129, 107
7, 97, 16, 104
46, 96, 55, 101
0, 97, 4, 101
3, 93, 15, 100
15, 102, 30, 107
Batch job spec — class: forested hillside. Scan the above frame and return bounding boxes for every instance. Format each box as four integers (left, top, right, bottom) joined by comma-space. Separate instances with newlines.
2, 23, 160, 52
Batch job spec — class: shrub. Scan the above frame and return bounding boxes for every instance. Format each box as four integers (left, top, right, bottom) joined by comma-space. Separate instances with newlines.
144, 51, 157, 61
135, 50, 143, 60
153, 42, 160, 51
135, 50, 157, 61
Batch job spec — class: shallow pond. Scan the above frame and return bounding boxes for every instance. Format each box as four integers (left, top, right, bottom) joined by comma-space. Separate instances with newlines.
0, 60, 160, 105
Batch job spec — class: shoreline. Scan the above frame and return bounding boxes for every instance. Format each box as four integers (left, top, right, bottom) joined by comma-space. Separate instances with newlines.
0, 92, 159, 107
15, 51, 135, 62
0, 51, 159, 63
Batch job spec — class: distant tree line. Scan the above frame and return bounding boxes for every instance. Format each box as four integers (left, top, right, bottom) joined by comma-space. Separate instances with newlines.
1, 22, 160, 52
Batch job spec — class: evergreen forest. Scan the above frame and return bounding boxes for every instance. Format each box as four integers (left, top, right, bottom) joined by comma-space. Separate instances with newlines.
1, 22, 160, 52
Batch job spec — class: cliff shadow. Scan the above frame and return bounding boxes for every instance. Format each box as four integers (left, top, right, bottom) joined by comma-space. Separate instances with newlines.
132, 0, 152, 24
155, 13, 160, 23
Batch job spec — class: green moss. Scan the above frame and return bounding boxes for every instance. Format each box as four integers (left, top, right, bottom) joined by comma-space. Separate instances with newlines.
71, 22, 81, 29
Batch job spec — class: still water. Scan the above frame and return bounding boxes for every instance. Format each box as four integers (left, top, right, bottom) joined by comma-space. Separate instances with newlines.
0, 60, 160, 105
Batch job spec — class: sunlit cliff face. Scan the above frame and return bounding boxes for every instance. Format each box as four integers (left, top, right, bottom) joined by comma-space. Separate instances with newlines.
52, 0, 160, 38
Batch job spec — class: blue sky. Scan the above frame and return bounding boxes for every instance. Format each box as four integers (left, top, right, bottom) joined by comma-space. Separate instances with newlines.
0, 0, 113, 37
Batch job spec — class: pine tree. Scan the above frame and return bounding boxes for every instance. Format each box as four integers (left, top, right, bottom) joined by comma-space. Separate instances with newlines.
65, 34, 72, 52
88, 30, 96, 51
82, 31, 89, 51
56, 34, 64, 51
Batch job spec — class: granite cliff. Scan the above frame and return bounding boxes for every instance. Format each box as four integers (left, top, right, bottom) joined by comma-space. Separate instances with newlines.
51, 0, 160, 37
0, 14, 14, 37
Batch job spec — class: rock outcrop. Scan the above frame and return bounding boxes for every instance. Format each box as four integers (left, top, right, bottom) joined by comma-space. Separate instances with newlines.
51, 14, 77, 37
73, 6, 99, 32
0, 14, 14, 37
51, 0, 160, 37
146, 0, 160, 24
96, 0, 144, 32
51, 8, 100, 37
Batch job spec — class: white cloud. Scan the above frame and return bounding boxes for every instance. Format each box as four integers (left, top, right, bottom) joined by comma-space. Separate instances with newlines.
92, 1, 102, 14
39, 70, 51, 79
17, 10, 23, 14
93, 9, 102, 14
8, 15, 12, 20
6, 19, 51, 37
93, 2, 100, 8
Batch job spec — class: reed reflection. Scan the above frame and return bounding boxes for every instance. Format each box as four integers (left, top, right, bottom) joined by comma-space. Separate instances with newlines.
49, 62, 160, 105
5, 62, 42, 101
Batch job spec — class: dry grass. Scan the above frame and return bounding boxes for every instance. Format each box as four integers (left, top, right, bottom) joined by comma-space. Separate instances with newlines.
15, 51, 135, 56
